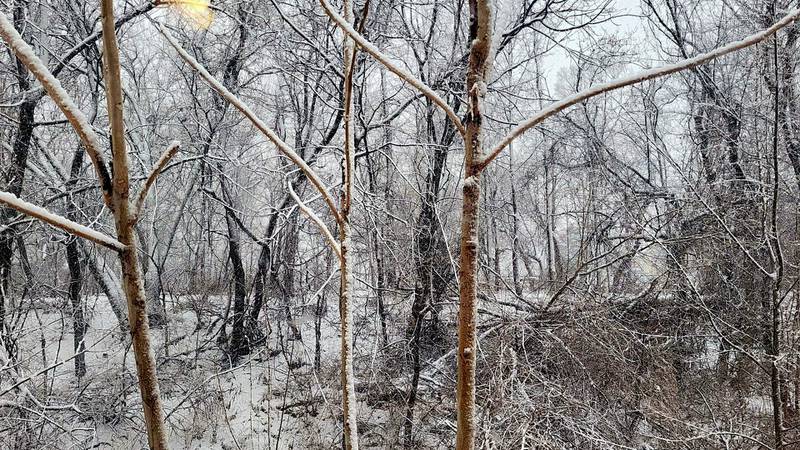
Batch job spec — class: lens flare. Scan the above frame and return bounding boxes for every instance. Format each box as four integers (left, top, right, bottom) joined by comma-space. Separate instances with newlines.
167, 0, 214, 29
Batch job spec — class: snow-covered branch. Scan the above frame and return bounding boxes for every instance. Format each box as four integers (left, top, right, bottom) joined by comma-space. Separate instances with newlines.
0, 192, 125, 251
319, 0, 466, 137
157, 23, 343, 226
0, 12, 114, 208
133, 140, 181, 222
286, 177, 342, 259
477, 7, 800, 173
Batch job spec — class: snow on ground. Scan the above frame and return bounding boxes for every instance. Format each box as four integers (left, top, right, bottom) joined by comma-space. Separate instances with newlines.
2, 293, 413, 449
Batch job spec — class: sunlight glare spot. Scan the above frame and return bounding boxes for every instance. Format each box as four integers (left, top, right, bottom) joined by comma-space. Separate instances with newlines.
168, 0, 214, 29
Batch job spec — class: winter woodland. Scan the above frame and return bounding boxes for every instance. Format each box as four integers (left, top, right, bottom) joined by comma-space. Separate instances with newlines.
2, 0, 800, 448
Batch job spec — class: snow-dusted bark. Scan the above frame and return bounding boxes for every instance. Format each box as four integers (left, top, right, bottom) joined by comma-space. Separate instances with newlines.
0, 192, 124, 251
0, 12, 113, 208
339, 0, 359, 448
455, 6, 493, 449
100, 1, 168, 448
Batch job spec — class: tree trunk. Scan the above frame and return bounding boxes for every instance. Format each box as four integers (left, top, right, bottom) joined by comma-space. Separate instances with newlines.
278, 216, 301, 341
340, 1, 359, 446
314, 287, 326, 371
219, 171, 249, 359
768, 27, 785, 448
100, 1, 168, 447
456, 1, 492, 448
339, 221, 358, 450
82, 244, 129, 332
144, 167, 199, 325
66, 146, 88, 378
66, 238, 87, 379
404, 311, 423, 447
405, 102, 460, 443
0, 4, 36, 337
140, 233, 167, 326
363, 126, 388, 347
510, 181, 523, 297
491, 181, 501, 290
372, 226, 388, 347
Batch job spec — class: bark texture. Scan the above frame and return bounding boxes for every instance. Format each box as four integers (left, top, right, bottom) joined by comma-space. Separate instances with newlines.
100, 1, 168, 447
456, 0, 493, 448
339, 0, 359, 447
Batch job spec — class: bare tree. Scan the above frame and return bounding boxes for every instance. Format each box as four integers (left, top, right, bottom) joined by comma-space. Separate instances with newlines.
0, 1, 174, 445
323, 0, 800, 447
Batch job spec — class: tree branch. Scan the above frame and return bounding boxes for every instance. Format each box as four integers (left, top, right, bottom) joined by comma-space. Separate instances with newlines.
286, 176, 342, 259
0, 192, 124, 251
132, 140, 181, 223
319, 0, 466, 137
478, 6, 800, 173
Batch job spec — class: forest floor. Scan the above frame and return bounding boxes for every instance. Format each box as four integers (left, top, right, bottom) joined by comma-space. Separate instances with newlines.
5, 291, 784, 449
5, 292, 456, 449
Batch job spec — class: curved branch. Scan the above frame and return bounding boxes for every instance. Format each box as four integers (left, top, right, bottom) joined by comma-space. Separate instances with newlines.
319, 0, 466, 137
478, 7, 800, 173
157, 24, 343, 226
132, 140, 181, 223
286, 176, 342, 259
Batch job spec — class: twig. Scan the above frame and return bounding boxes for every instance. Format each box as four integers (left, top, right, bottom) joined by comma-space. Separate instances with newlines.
132, 140, 181, 222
